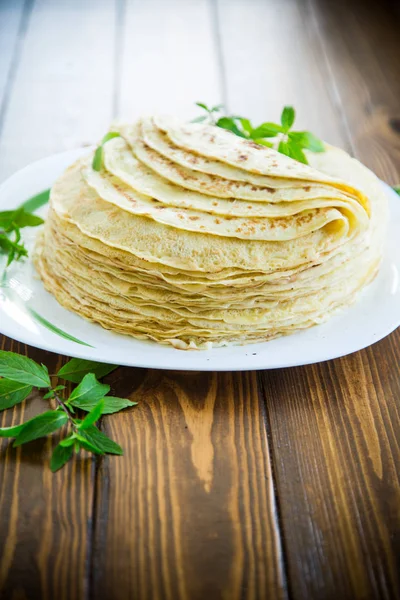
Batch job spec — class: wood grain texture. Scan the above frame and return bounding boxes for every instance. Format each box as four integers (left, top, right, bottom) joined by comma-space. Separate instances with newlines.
91, 370, 286, 600
0, 0, 118, 183
306, 0, 400, 184
117, 0, 222, 120
0, 337, 95, 600
260, 334, 400, 600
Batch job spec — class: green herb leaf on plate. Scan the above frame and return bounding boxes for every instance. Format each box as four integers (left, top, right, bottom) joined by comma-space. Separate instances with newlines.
216, 117, 247, 138
0, 380, 32, 411
27, 308, 94, 347
57, 358, 117, 383
92, 146, 103, 171
250, 122, 283, 139
280, 106, 296, 131
13, 410, 68, 446
289, 131, 324, 152
21, 189, 50, 213
0, 351, 51, 388
393, 186, 400, 196
50, 442, 74, 472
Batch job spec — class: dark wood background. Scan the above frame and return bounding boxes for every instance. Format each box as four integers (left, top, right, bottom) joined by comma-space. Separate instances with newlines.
0, 0, 399, 598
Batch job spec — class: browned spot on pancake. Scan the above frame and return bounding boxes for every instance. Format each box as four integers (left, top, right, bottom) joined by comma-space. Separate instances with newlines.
212, 202, 218, 206
189, 216, 200, 221
303, 186, 311, 191
215, 218, 221, 224
238, 154, 248, 161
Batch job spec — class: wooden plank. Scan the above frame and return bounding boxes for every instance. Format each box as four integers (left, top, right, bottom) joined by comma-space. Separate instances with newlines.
117, 0, 222, 120
260, 334, 400, 599
0, 0, 117, 183
0, 337, 95, 600
92, 371, 287, 600
0, 0, 26, 112
306, 0, 400, 184
216, 0, 347, 147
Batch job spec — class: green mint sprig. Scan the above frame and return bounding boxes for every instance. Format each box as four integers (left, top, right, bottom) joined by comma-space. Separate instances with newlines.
193, 103, 324, 165
0, 208, 44, 268
0, 352, 137, 472
393, 186, 400, 196
92, 132, 121, 171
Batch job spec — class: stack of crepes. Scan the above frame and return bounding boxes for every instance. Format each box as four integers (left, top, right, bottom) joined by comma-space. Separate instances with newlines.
33, 116, 387, 349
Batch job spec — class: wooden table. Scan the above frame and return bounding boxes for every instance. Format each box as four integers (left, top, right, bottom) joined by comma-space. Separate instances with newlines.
0, 0, 399, 598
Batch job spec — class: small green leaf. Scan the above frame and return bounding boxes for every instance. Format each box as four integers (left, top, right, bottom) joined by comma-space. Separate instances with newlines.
27, 308, 93, 347
0, 380, 32, 410
57, 359, 117, 383
21, 189, 50, 213
289, 131, 324, 152
216, 117, 247, 138
238, 118, 253, 134
8, 209, 44, 229
287, 141, 308, 164
250, 122, 283, 138
195, 102, 210, 111
392, 186, 400, 196
253, 138, 274, 148
0, 422, 26, 438
80, 396, 137, 415
191, 115, 208, 123
0, 351, 51, 388
92, 146, 103, 171
43, 390, 54, 400
278, 140, 291, 156
13, 411, 68, 446
211, 104, 224, 112
101, 131, 120, 145
76, 434, 104, 455
79, 400, 104, 430
79, 425, 123, 455
68, 373, 110, 407
281, 106, 295, 131
50, 442, 73, 472
60, 434, 76, 447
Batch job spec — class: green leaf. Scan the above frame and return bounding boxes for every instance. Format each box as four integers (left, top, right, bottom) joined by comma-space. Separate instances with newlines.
92, 146, 103, 171
68, 373, 110, 408
249, 122, 283, 138
21, 189, 50, 213
238, 118, 253, 134
79, 425, 123, 455
253, 138, 273, 148
27, 308, 94, 347
0, 379, 32, 410
289, 131, 324, 152
0, 422, 26, 438
0, 208, 44, 229
281, 106, 295, 131
191, 115, 208, 123
75, 434, 104, 455
195, 102, 210, 111
216, 117, 247, 138
392, 186, 400, 196
101, 131, 120, 145
211, 104, 224, 112
287, 141, 308, 164
71, 395, 137, 415
50, 442, 74, 472
0, 351, 51, 388
57, 359, 117, 383
59, 434, 76, 447
79, 400, 104, 430
13, 411, 68, 446
278, 140, 291, 156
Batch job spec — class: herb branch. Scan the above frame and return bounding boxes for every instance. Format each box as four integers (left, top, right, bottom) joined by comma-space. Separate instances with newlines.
193, 102, 325, 165
0, 352, 137, 472
0, 208, 43, 270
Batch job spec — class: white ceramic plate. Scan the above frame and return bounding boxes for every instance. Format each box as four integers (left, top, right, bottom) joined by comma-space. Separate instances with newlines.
0, 149, 399, 371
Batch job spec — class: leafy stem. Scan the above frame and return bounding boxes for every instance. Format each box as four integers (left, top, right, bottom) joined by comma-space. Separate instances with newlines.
193, 102, 325, 165
0, 353, 138, 471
